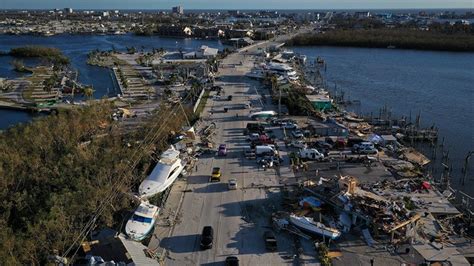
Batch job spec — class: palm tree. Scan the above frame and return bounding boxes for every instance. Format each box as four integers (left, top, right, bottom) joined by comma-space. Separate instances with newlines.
83, 87, 94, 100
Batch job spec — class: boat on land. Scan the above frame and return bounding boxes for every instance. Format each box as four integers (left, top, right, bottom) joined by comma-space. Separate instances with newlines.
289, 214, 341, 240
125, 201, 160, 241
139, 146, 184, 199
248, 110, 277, 119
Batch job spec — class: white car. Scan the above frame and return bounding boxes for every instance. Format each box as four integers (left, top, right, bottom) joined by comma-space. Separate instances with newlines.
291, 130, 304, 138
228, 178, 237, 190
283, 122, 298, 129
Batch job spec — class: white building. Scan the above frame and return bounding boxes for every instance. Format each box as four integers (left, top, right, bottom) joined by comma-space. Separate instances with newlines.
172, 6, 184, 15
183, 45, 219, 59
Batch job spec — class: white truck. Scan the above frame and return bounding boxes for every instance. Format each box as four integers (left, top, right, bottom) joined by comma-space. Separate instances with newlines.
299, 148, 324, 161
255, 145, 277, 156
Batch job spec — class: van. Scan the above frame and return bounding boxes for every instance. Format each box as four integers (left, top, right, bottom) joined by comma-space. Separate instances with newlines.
255, 145, 277, 156
299, 148, 324, 161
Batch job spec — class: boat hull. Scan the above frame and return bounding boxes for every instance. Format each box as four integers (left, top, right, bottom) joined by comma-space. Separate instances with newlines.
139, 163, 184, 199
289, 216, 341, 240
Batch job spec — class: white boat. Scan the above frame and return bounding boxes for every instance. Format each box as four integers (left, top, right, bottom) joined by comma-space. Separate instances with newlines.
248, 110, 277, 119
139, 146, 184, 199
289, 214, 341, 240
125, 201, 160, 241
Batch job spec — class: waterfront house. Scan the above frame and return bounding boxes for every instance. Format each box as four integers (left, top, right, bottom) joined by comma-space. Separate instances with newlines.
77, 228, 157, 265
225, 29, 254, 39
156, 25, 192, 37
225, 37, 254, 47
192, 26, 225, 38
307, 119, 349, 137
306, 94, 333, 112
183, 45, 219, 59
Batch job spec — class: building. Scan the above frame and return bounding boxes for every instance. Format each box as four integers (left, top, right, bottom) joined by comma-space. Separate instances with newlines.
64, 8, 73, 14
306, 94, 333, 112
76, 228, 158, 265
307, 119, 349, 137
172, 6, 184, 15
156, 25, 192, 37
183, 45, 219, 59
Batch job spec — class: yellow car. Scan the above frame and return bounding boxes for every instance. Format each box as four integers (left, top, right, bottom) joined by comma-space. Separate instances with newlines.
210, 167, 221, 182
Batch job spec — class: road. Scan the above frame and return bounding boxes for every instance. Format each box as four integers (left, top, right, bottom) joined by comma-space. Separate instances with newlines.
160, 42, 318, 265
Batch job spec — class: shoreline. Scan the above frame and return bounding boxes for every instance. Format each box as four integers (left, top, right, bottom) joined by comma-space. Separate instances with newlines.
287, 30, 474, 52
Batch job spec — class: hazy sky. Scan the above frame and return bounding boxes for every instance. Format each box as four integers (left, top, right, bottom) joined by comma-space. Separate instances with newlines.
0, 0, 472, 10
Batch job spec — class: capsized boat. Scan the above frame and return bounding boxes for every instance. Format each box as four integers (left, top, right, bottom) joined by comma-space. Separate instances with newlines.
139, 146, 184, 199
289, 214, 341, 240
125, 201, 160, 241
248, 110, 277, 119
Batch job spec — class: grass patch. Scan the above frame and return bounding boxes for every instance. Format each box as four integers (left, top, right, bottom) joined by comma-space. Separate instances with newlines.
194, 89, 210, 116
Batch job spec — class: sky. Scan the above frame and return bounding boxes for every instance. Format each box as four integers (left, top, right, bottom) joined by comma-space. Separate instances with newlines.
0, 0, 472, 10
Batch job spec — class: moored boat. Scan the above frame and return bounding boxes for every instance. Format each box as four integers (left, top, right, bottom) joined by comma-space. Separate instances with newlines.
289, 214, 341, 240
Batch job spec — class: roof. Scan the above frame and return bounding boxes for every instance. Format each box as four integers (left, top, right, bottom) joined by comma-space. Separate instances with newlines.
200, 45, 218, 56
381, 134, 397, 142
88, 229, 158, 265
412, 243, 470, 265
160, 146, 180, 164
118, 234, 159, 265
134, 202, 159, 218
306, 94, 333, 102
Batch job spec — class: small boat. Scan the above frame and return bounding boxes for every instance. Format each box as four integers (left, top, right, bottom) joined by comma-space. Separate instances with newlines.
289, 214, 341, 240
125, 201, 160, 241
139, 146, 184, 199
344, 115, 364, 122
248, 110, 277, 119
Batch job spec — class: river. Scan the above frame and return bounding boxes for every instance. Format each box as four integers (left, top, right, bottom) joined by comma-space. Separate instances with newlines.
0, 33, 223, 129
293, 46, 474, 196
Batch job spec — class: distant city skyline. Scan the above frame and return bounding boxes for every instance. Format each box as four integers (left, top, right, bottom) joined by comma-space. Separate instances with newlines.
0, 0, 472, 10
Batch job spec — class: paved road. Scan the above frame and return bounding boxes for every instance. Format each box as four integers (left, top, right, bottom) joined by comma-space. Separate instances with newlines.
161, 42, 318, 265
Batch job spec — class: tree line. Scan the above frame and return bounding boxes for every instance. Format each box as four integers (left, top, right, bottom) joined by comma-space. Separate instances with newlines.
0, 101, 191, 264
287, 29, 474, 52
9, 46, 70, 65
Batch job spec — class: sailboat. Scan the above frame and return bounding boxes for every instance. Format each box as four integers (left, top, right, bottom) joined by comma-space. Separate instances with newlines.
289, 214, 341, 240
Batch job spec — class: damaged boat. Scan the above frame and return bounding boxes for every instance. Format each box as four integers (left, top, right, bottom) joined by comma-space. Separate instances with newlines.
289, 214, 341, 240
139, 146, 184, 199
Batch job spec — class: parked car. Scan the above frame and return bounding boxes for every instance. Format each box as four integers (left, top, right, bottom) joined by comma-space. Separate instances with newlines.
313, 140, 333, 150
283, 122, 298, 129
291, 130, 304, 138
247, 133, 260, 142
210, 167, 221, 182
228, 178, 237, 190
225, 256, 239, 266
210, 85, 222, 91
289, 140, 306, 149
352, 142, 378, 154
227, 95, 233, 101
218, 144, 227, 156
347, 137, 365, 147
200, 226, 214, 249
264, 231, 278, 251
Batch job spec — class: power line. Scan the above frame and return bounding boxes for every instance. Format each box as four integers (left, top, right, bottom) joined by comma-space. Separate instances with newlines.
62, 92, 195, 261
